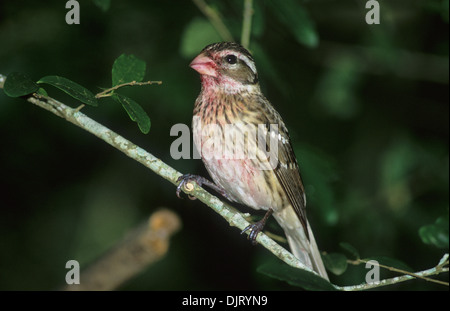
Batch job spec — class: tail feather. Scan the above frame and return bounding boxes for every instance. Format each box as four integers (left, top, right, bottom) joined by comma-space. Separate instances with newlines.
285, 223, 329, 281
274, 209, 329, 281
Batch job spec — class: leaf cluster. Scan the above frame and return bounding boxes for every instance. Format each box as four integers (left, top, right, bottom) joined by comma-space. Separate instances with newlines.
3, 54, 155, 134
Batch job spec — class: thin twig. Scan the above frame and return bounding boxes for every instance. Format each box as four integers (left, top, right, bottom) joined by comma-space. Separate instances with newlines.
74, 104, 85, 112
96, 80, 162, 98
347, 257, 449, 286
192, 0, 234, 42
338, 254, 449, 290
241, 0, 254, 49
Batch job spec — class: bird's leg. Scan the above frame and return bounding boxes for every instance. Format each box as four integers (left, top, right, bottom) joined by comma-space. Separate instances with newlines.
241, 208, 274, 245
176, 173, 233, 201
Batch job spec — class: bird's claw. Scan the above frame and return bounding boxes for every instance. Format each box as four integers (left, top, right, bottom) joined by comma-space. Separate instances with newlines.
241, 222, 265, 245
176, 174, 203, 200
176, 173, 233, 202
241, 208, 273, 245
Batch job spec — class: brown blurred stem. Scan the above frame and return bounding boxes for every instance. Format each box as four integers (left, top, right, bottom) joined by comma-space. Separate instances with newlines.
192, 0, 234, 42
241, 0, 253, 49
0, 74, 5, 89
63, 209, 181, 291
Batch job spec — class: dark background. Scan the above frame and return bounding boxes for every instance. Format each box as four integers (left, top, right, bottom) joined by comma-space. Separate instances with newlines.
0, 0, 448, 290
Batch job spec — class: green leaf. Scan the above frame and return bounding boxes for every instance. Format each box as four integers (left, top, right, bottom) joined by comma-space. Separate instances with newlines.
112, 54, 146, 87
36, 88, 48, 96
366, 256, 414, 272
419, 216, 449, 249
112, 93, 151, 134
322, 253, 348, 276
257, 261, 337, 291
93, 0, 111, 12
37, 75, 98, 107
267, 0, 319, 48
339, 242, 360, 260
3, 72, 39, 97
180, 17, 222, 58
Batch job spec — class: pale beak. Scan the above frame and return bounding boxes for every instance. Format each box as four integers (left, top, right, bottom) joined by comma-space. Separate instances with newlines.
190, 53, 217, 77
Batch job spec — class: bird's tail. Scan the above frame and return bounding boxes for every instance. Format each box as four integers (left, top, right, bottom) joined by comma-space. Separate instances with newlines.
273, 208, 329, 281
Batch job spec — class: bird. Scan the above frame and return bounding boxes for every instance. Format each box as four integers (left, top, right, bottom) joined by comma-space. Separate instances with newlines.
177, 42, 329, 280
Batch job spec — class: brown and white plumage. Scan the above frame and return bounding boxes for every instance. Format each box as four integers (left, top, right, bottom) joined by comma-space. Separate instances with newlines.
186, 42, 328, 280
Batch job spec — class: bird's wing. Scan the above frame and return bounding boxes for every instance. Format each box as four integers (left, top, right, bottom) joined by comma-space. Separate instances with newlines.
258, 97, 309, 240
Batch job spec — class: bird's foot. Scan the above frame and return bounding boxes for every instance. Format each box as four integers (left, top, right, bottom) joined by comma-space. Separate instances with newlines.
241, 208, 274, 245
176, 174, 232, 201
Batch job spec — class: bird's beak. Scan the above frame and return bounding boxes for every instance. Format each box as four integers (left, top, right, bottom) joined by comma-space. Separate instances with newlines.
190, 53, 217, 77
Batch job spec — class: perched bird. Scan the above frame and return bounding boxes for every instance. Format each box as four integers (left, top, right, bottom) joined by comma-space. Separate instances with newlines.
177, 42, 328, 280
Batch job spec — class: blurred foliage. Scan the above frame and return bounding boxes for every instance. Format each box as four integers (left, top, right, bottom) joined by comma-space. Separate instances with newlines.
267, 0, 318, 48
181, 17, 222, 58
0, 0, 448, 290
93, 0, 111, 13
419, 216, 449, 249
322, 252, 348, 276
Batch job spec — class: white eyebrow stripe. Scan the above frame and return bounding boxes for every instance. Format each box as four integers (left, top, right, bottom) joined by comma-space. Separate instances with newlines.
216, 49, 258, 82
238, 54, 257, 75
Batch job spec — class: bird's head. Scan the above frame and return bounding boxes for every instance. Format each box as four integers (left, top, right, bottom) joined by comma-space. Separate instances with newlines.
190, 42, 259, 94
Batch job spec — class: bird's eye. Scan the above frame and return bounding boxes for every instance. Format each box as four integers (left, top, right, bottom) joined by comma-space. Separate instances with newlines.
225, 54, 237, 65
